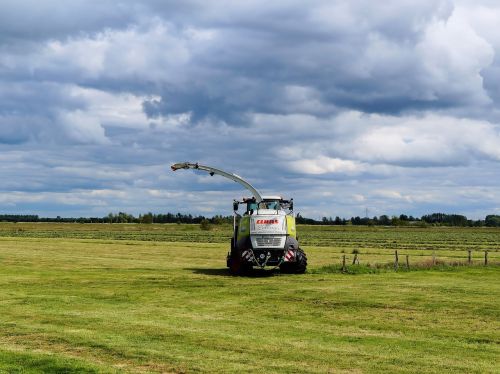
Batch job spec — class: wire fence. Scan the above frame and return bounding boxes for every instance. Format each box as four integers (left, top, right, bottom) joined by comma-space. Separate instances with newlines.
327, 248, 500, 273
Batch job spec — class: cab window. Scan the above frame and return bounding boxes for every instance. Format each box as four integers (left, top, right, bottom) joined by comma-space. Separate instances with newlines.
247, 202, 258, 212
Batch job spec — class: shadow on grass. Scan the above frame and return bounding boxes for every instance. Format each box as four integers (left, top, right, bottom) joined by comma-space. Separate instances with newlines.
186, 267, 278, 277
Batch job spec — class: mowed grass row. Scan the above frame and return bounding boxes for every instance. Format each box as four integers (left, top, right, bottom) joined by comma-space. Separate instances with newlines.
0, 235, 499, 373
1, 223, 499, 268
1, 223, 500, 252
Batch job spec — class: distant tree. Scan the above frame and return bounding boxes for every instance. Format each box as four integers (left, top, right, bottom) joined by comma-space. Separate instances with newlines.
351, 216, 363, 225
115, 212, 130, 223
200, 219, 212, 230
379, 215, 391, 225
295, 213, 319, 225
141, 212, 153, 224
485, 215, 500, 227
421, 213, 468, 226
211, 215, 230, 225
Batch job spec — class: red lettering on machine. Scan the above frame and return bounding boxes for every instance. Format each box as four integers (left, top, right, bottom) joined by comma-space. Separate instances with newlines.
256, 219, 279, 224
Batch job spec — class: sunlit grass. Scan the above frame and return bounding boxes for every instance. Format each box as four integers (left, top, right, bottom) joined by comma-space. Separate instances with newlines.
0, 225, 499, 373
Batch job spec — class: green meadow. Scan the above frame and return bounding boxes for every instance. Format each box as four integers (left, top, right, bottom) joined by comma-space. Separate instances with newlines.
0, 223, 499, 373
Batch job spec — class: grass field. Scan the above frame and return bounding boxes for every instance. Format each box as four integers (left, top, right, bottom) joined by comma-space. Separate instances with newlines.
0, 223, 499, 373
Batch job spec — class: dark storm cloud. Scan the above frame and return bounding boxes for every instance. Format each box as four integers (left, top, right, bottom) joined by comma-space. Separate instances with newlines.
128, 0, 493, 121
2, 0, 496, 122
2, 0, 478, 121
0, 0, 499, 218
0, 0, 137, 42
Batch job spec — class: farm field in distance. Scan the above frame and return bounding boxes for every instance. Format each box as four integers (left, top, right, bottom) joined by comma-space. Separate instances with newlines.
0, 223, 499, 373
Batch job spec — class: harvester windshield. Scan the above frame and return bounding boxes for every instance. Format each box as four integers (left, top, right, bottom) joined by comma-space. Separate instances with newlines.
244, 198, 291, 214
259, 201, 279, 209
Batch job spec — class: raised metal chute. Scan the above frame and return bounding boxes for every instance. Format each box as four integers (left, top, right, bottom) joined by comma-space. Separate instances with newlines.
171, 162, 263, 202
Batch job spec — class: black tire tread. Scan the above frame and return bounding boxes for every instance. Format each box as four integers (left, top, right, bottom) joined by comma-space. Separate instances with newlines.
280, 249, 307, 274
228, 248, 252, 276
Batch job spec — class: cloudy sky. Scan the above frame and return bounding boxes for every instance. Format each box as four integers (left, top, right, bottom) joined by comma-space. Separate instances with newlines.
1, 0, 499, 219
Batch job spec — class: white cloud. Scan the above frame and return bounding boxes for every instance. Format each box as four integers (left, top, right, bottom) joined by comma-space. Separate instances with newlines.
415, 7, 494, 105
266, 111, 500, 170
289, 156, 367, 175
57, 110, 109, 144
351, 115, 500, 165
66, 86, 153, 129
37, 20, 195, 83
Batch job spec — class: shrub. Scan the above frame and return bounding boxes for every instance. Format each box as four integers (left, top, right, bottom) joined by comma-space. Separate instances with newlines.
200, 219, 212, 231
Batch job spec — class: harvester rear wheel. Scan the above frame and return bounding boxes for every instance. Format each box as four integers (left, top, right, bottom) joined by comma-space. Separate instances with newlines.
280, 249, 307, 274
294, 249, 307, 274
228, 249, 252, 276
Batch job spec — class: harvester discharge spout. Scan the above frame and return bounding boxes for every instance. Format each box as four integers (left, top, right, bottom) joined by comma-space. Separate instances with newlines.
171, 162, 263, 202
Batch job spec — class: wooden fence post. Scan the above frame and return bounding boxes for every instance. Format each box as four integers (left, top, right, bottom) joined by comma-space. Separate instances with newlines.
352, 253, 358, 265
406, 255, 410, 270
394, 250, 399, 270
342, 255, 346, 272
484, 251, 488, 266
432, 251, 436, 266
468, 250, 472, 265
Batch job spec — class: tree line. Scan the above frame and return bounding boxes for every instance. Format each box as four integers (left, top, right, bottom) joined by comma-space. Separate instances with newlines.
297, 213, 500, 227
0, 212, 233, 225
0, 212, 499, 227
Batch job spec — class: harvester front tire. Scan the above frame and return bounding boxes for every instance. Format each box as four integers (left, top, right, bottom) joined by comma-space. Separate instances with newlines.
294, 249, 307, 274
280, 249, 307, 274
228, 250, 252, 276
